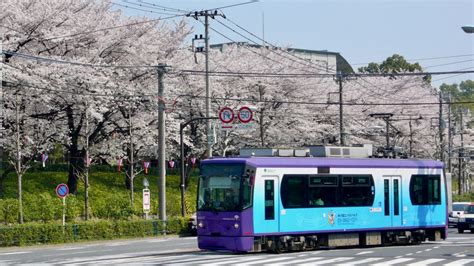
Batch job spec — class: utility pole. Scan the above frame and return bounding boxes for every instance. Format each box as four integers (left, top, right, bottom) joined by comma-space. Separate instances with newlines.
15, 95, 23, 224
157, 64, 167, 222
129, 102, 135, 206
187, 10, 225, 158
458, 110, 464, 195
438, 92, 444, 163
447, 93, 452, 173
409, 117, 414, 157
369, 113, 394, 156
337, 71, 345, 146
84, 102, 90, 220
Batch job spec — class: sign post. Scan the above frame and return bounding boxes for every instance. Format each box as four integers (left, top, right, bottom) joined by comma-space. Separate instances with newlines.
143, 188, 151, 219
55, 183, 69, 226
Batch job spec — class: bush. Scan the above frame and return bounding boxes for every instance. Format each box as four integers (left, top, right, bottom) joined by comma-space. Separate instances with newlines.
24, 193, 62, 223
0, 218, 190, 247
0, 199, 19, 224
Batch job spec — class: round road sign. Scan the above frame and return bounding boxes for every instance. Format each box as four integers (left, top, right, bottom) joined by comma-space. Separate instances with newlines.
238, 106, 253, 123
219, 107, 234, 124
55, 183, 69, 198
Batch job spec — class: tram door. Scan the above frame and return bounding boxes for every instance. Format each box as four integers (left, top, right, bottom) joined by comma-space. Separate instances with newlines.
261, 176, 279, 233
383, 176, 403, 227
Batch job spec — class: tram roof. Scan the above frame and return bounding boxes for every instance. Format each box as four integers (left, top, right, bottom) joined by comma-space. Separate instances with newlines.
202, 157, 443, 169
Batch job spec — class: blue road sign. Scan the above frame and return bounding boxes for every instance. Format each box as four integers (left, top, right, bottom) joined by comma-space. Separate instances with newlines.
56, 183, 69, 198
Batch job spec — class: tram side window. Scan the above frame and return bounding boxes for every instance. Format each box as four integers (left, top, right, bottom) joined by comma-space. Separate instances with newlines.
340, 175, 374, 207
281, 175, 306, 208
308, 175, 338, 207
409, 175, 441, 205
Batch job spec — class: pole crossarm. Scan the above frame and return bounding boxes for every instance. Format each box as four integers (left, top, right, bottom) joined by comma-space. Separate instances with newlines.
179, 117, 218, 217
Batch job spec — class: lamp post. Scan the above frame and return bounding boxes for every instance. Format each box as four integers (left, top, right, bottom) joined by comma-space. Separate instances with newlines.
461, 25, 474, 33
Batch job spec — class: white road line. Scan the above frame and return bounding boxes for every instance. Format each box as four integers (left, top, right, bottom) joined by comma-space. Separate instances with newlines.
274, 256, 326, 265
406, 253, 413, 256
444, 259, 474, 265
104, 242, 129, 247
345, 257, 384, 265
205, 255, 274, 265
355, 251, 374, 255
244, 256, 295, 265
56, 247, 86, 251
309, 257, 354, 265
0, 252, 30, 256
373, 258, 414, 265
416, 251, 423, 253
407, 258, 445, 266
424, 249, 432, 252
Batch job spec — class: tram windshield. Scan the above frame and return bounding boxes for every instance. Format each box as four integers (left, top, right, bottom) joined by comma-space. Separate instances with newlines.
198, 163, 250, 212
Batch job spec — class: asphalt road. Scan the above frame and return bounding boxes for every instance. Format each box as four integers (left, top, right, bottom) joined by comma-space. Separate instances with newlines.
0, 228, 473, 265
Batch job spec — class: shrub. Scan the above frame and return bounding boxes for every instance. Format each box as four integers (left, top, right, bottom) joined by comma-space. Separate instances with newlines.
0, 218, 190, 247
0, 199, 19, 224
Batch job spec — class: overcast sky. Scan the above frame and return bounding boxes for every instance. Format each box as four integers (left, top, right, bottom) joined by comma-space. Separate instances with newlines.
117, 0, 474, 88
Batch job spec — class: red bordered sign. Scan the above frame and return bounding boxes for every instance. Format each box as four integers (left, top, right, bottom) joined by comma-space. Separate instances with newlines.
55, 183, 69, 198
237, 106, 253, 123
219, 107, 234, 124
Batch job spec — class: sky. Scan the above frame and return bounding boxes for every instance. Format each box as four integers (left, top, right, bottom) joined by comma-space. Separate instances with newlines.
116, 0, 474, 88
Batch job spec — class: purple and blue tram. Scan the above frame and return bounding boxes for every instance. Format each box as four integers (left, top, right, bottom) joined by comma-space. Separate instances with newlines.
196, 157, 447, 252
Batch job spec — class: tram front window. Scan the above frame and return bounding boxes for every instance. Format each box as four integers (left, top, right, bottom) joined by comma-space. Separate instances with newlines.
198, 164, 245, 211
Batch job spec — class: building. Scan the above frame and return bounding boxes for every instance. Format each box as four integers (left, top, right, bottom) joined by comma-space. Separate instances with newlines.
210, 42, 354, 74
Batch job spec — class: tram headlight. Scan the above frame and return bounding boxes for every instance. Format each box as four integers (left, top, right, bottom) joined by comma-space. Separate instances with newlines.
234, 223, 239, 229
459, 217, 466, 223
198, 221, 204, 228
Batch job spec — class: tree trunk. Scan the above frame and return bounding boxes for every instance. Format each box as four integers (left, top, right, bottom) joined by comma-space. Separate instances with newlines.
67, 145, 84, 194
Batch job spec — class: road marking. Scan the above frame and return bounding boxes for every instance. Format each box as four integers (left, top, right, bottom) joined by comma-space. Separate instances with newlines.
373, 258, 414, 265
205, 255, 274, 265
346, 257, 384, 265
0, 252, 30, 256
244, 256, 294, 265
407, 258, 445, 266
444, 259, 474, 265
310, 257, 354, 264
416, 251, 423, 253
274, 256, 326, 265
406, 253, 413, 256
56, 247, 85, 251
104, 242, 129, 247
355, 251, 373, 255
424, 248, 432, 252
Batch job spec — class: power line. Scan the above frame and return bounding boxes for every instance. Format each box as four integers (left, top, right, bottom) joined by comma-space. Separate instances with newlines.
219, 16, 335, 72
351, 53, 474, 66
5, 50, 474, 79
213, 18, 330, 73
111, 2, 184, 16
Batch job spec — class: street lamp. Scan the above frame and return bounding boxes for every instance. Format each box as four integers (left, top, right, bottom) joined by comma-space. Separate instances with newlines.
461, 25, 474, 33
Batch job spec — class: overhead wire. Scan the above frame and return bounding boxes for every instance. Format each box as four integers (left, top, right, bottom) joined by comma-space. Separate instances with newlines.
218, 16, 335, 73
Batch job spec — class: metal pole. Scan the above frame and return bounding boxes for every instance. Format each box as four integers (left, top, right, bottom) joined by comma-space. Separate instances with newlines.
157, 65, 166, 222
385, 117, 390, 151
409, 117, 413, 157
447, 94, 452, 173
129, 103, 134, 206
85, 102, 89, 220
15, 95, 23, 224
180, 123, 185, 217
459, 110, 464, 193
205, 12, 212, 158
337, 72, 345, 146
439, 93, 444, 163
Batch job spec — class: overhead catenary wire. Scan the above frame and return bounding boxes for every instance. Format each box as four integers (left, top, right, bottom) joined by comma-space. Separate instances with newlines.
218, 16, 335, 72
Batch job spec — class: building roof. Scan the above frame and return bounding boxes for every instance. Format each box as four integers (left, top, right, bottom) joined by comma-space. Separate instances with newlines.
210, 42, 354, 74
202, 157, 443, 169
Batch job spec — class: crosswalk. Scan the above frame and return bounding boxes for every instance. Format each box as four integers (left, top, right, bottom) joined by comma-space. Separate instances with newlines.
46, 252, 474, 265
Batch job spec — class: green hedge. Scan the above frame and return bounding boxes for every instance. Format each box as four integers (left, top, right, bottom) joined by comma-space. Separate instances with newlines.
0, 217, 189, 247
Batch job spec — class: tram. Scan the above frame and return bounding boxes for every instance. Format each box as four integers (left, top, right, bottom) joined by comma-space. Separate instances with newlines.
196, 154, 447, 252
